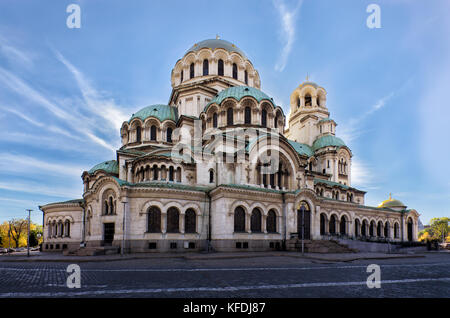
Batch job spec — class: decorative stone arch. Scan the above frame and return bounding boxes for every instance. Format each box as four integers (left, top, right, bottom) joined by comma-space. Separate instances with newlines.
248, 137, 301, 190
89, 176, 123, 200
140, 200, 165, 215
229, 200, 250, 217
316, 87, 327, 107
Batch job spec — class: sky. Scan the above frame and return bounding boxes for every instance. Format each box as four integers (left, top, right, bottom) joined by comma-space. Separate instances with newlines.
0, 0, 449, 225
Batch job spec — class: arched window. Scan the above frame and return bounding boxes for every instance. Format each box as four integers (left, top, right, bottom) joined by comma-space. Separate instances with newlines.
218, 59, 224, 76
203, 59, 209, 76
227, 108, 233, 126
58, 221, 63, 237
317, 96, 320, 106
190, 63, 194, 79
166, 127, 173, 142
407, 218, 413, 242
261, 108, 267, 127
329, 215, 336, 235
234, 207, 245, 232
209, 169, 214, 183
180, 70, 183, 83
244, 107, 251, 124
305, 94, 312, 106
297, 97, 301, 108
64, 220, 70, 237
150, 125, 157, 141
274, 115, 278, 128
168, 166, 174, 181
176, 167, 181, 182
361, 220, 367, 236
167, 207, 180, 233
394, 223, 399, 238
320, 213, 326, 235
232, 63, 238, 79
250, 208, 262, 232
244, 70, 248, 84
152, 165, 158, 180
355, 219, 360, 237
185, 209, 196, 233
377, 221, 383, 237
136, 126, 141, 143
267, 210, 277, 233
369, 221, 375, 237
213, 112, 218, 128
297, 202, 311, 239
147, 206, 161, 233
384, 222, 390, 238
104, 200, 109, 215
109, 196, 114, 214
340, 216, 346, 235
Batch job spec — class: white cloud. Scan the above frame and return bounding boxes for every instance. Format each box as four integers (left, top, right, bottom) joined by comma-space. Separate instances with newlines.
0, 34, 34, 68
0, 153, 86, 177
351, 157, 377, 189
0, 180, 81, 198
54, 50, 128, 131
273, 0, 303, 72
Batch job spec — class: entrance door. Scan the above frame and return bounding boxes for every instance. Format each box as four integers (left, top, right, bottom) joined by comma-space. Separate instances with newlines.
103, 223, 115, 246
297, 202, 311, 240
407, 219, 413, 242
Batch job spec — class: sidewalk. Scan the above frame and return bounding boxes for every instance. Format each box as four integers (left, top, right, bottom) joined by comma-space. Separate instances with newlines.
0, 250, 427, 263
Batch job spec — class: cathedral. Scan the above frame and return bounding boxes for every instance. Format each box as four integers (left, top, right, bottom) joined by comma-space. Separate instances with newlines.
40, 38, 419, 253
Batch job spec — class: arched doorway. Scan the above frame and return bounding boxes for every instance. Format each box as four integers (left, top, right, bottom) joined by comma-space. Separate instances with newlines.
329, 215, 337, 235
361, 220, 367, 236
355, 219, 360, 237
297, 201, 311, 240
320, 213, 327, 235
407, 218, 413, 242
340, 216, 347, 235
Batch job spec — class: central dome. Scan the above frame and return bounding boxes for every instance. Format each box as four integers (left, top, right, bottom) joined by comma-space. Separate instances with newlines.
378, 194, 406, 209
186, 39, 247, 58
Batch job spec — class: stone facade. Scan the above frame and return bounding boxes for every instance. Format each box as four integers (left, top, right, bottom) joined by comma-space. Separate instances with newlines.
40, 38, 420, 253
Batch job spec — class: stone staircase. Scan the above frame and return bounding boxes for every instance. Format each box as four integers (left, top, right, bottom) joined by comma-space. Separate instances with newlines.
287, 239, 357, 253
63, 246, 120, 256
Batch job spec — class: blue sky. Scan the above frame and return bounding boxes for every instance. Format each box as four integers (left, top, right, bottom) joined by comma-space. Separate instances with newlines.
0, 0, 449, 225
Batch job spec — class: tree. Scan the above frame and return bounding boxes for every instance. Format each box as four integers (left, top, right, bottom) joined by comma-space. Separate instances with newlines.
9, 219, 28, 248
419, 217, 450, 243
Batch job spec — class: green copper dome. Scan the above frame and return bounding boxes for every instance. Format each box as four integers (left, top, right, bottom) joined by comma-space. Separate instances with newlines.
186, 39, 247, 58
129, 104, 178, 123
287, 139, 314, 157
88, 160, 119, 175
312, 135, 346, 152
204, 86, 275, 112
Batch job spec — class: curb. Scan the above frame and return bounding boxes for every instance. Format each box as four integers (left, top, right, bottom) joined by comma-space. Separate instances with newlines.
0, 252, 426, 263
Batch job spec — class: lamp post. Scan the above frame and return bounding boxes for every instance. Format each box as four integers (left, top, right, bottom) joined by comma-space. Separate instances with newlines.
300, 204, 305, 255
26, 209, 33, 257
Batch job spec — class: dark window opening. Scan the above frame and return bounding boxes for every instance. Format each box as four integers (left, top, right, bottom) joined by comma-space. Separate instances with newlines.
147, 206, 161, 233
232, 63, 238, 79
203, 59, 209, 76
244, 107, 251, 124
149, 242, 157, 249
218, 59, 224, 76
167, 208, 180, 233
190, 63, 194, 79
234, 207, 245, 232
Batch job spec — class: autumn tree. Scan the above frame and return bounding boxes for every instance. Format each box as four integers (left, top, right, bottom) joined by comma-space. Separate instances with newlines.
418, 217, 450, 243
9, 219, 28, 248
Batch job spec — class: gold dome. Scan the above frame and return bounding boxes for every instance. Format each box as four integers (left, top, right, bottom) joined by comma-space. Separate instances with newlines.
378, 193, 406, 209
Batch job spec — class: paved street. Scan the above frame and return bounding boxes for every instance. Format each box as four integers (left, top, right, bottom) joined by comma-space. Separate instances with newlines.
0, 253, 448, 298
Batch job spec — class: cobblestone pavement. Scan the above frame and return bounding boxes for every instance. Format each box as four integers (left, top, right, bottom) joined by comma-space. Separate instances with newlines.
0, 253, 448, 298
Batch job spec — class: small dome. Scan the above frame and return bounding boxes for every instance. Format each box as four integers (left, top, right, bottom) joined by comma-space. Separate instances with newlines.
378, 194, 406, 209
204, 86, 275, 112
298, 81, 319, 89
88, 160, 118, 175
312, 135, 346, 152
129, 104, 178, 123
186, 39, 247, 59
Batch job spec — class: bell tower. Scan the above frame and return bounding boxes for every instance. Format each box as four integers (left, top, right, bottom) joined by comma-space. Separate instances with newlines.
285, 80, 330, 146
